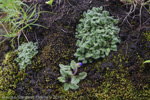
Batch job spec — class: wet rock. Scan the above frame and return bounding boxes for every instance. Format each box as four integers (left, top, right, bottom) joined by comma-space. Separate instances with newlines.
47, 89, 52, 93
89, 73, 103, 81
3, 45, 9, 52
101, 62, 114, 70
130, 43, 137, 50
128, 65, 136, 74
0, 50, 3, 58
146, 42, 150, 50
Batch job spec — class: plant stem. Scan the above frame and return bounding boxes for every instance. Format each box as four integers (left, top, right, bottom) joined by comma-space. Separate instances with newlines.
22, 29, 29, 42
73, 65, 78, 76
0, 21, 9, 35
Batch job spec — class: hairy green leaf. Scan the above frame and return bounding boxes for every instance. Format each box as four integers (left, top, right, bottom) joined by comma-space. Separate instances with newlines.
69, 84, 79, 90
78, 72, 87, 80
71, 76, 80, 84
64, 83, 70, 91
58, 77, 66, 83
70, 60, 77, 70
59, 64, 70, 71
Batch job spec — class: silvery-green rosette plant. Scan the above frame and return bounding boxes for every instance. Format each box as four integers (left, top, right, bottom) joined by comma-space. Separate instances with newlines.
58, 60, 87, 91
15, 42, 38, 71
74, 7, 120, 64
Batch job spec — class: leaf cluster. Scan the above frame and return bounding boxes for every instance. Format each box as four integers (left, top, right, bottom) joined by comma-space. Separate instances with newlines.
15, 42, 38, 71
58, 60, 87, 91
74, 7, 120, 63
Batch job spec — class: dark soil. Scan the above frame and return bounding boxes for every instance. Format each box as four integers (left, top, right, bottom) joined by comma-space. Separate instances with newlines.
1, 0, 150, 99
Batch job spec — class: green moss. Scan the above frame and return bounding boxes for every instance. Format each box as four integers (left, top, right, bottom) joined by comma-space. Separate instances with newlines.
29, 57, 45, 72
143, 31, 150, 42
48, 43, 150, 99
0, 51, 26, 98
54, 64, 150, 99
93, 68, 137, 99
141, 31, 150, 57
40, 33, 76, 66
5, 25, 149, 100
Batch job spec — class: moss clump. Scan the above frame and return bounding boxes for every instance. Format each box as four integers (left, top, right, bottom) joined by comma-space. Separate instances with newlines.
41, 44, 74, 65
41, 33, 76, 66
54, 65, 150, 100
0, 51, 26, 98
93, 68, 138, 100
31, 57, 45, 72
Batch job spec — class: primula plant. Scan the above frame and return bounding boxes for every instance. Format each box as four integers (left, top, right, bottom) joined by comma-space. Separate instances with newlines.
15, 42, 38, 71
58, 60, 87, 91
74, 7, 120, 64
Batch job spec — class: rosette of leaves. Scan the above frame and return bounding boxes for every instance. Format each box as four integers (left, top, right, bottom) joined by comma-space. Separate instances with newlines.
15, 42, 38, 71
58, 60, 87, 91
74, 7, 120, 64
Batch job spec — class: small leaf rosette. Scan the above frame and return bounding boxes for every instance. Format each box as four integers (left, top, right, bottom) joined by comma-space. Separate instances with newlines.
58, 60, 87, 91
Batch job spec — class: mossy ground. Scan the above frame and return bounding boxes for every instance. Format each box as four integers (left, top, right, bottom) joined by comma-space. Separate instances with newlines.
0, 0, 150, 99
0, 51, 26, 99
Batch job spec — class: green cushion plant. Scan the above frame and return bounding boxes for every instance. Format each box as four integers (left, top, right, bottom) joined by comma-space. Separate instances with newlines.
74, 7, 120, 64
58, 60, 87, 91
15, 42, 38, 71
